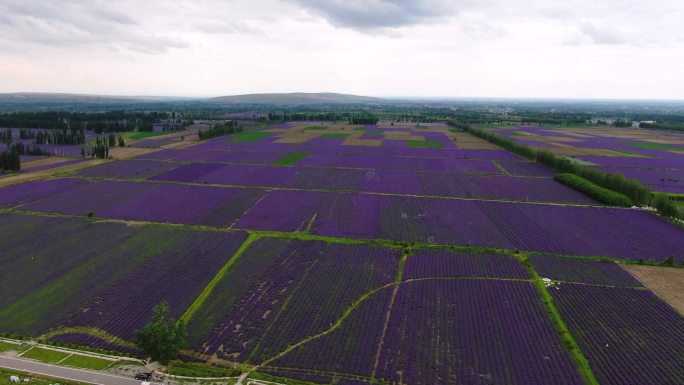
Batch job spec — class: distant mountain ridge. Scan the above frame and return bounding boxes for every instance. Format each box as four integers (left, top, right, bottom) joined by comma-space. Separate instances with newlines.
207, 92, 382, 104
0, 92, 382, 107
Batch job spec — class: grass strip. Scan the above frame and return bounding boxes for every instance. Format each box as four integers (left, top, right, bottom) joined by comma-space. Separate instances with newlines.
319, 133, 350, 139
628, 141, 684, 152
406, 140, 443, 148
180, 233, 259, 324
21, 347, 70, 364
0, 340, 21, 352
520, 255, 601, 385
40, 326, 137, 350
273, 151, 310, 166
554, 173, 633, 206
60, 354, 114, 371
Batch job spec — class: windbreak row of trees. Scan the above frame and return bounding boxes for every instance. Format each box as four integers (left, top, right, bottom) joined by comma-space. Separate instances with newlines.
0, 111, 175, 133
198, 122, 243, 140
451, 122, 681, 218
0, 150, 20, 171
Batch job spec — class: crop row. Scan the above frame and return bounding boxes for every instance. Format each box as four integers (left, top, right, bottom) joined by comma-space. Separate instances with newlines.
235, 190, 684, 261
0, 213, 248, 339
552, 284, 684, 385
273, 280, 584, 385
529, 256, 643, 287
188, 238, 400, 362
0, 178, 265, 226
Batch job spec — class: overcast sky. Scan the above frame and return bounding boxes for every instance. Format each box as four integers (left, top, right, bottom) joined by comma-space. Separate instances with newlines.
1, 0, 683, 99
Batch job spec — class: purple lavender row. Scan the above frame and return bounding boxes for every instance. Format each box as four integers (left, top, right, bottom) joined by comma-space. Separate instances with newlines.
235, 190, 684, 261
403, 249, 529, 279
4, 179, 266, 226
249, 243, 400, 363
77, 160, 177, 179
270, 287, 394, 377
552, 284, 684, 385
375, 280, 584, 385
200, 239, 324, 361
60, 229, 247, 340
529, 256, 643, 287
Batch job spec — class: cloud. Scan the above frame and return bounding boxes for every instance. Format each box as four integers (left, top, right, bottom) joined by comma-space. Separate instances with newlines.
0, 0, 186, 54
577, 21, 627, 45
290, 0, 458, 30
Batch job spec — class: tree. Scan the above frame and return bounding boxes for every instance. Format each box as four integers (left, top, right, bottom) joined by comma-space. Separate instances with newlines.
134, 302, 186, 365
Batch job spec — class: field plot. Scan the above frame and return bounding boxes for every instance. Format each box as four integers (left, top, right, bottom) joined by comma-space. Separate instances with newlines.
0, 213, 247, 341
83, 160, 593, 203
236, 190, 684, 261
529, 256, 642, 287
186, 238, 400, 363
552, 284, 684, 385
374, 280, 584, 385
0, 178, 266, 226
403, 249, 529, 279
622, 265, 684, 314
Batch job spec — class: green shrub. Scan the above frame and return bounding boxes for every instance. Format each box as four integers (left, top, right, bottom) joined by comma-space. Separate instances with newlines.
554, 173, 633, 206
651, 193, 681, 219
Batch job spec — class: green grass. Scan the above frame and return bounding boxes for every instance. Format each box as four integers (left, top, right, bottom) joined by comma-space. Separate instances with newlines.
21, 347, 70, 363
61, 354, 114, 370
521, 256, 601, 385
0, 369, 83, 385
319, 133, 350, 139
227, 131, 273, 142
0, 341, 21, 352
304, 126, 328, 130
181, 233, 259, 324
628, 141, 684, 152
362, 130, 384, 136
406, 140, 443, 148
124, 131, 170, 141
273, 151, 310, 166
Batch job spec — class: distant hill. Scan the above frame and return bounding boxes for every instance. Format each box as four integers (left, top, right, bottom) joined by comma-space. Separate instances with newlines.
0, 92, 179, 104
207, 92, 383, 105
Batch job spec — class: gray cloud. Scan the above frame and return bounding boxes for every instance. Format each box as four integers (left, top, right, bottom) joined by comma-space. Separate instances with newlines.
0, 0, 186, 54
577, 21, 627, 45
290, 0, 458, 30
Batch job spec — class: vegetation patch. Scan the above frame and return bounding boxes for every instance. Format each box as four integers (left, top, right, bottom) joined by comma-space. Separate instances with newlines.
319, 133, 350, 139
21, 347, 70, 363
406, 140, 443, 148
274, 151, 310, 166
124, 131, 170, 141
554, 173, 633, 207
227, 131, 273, 142
304, 126, 328, 131
628, 141, 684, 152
0, 340, 20, 352
61, 354, 114, 370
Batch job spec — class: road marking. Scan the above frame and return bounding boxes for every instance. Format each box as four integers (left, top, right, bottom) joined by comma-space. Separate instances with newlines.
55, 353, 73, 365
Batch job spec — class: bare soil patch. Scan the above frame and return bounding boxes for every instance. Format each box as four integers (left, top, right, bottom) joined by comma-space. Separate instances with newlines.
622, 265, 684, 315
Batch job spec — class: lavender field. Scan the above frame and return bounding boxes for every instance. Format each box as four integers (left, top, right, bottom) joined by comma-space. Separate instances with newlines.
1, 123, 683, 385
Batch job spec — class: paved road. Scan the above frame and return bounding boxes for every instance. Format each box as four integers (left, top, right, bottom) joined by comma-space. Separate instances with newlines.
0, 356, 154, 385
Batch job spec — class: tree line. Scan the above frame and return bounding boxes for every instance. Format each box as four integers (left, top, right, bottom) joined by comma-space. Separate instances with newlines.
198, 122, 243, 140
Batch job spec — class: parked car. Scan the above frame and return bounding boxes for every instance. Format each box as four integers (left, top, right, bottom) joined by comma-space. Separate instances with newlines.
134, 373, 152, 381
